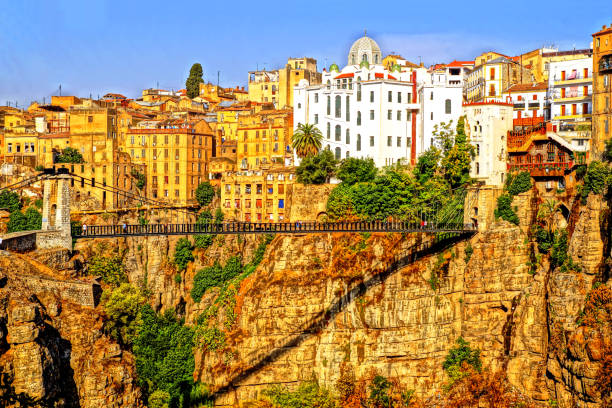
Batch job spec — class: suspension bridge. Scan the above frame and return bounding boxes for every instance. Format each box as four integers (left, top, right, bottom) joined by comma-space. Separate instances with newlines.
1, 168, 479, 250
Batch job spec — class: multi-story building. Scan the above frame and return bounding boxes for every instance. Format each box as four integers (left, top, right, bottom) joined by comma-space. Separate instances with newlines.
463, 102, 513, 186
248, 57, 322, 108
215, 101, 254, 142
541, 49, 592, 82
236, 108, 293, 170
219, 165, 295, 222
501, 82, 549, 126
465, 56, 535, 103
593, 24, 612, 156
294, 34, 465, 167
548, 55, 593, 131
126, 119, 214, 205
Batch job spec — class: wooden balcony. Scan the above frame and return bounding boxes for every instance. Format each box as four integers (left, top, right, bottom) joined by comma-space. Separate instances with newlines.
513, 116, 544, 127
507, 161, 573, 177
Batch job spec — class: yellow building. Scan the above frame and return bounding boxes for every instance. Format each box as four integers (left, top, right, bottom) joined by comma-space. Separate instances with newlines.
51, 96, 82, 110
236, 108, 293, 170
3, 131, 39, 167
248, 57, 321, 108
382, 54, 420, 71
126, 119, 214, 205
215, 102, 254, 141
466, 56, 535, 102
593, 24, 612, 156
219, 165, 295, 222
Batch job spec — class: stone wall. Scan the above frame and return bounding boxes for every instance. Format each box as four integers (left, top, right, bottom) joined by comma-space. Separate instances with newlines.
1, 231, 37, 252
36, 230, 71, 251
14, 273, 100, 307
286, 183, 335, 222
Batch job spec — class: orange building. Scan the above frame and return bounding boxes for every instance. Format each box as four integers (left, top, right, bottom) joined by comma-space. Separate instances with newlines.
593, 24, 612, 156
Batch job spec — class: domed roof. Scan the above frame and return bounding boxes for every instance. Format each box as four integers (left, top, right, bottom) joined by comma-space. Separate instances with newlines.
329, 63, 340, 72
348, 32, 382, 66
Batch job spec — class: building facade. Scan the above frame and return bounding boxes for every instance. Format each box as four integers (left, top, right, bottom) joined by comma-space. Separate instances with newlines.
548, 56, 593, 132
466, 57, 535, 103
593, 24, 612, 156
501, 82, 549, 125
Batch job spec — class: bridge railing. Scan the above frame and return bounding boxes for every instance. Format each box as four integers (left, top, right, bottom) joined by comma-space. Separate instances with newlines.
72, 221, 477, 238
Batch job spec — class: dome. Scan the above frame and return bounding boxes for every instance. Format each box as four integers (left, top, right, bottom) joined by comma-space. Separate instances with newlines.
329, 63, 340, 72
359, 60, 370, 69
348, 32, 382, 66
392, 63, 402, 73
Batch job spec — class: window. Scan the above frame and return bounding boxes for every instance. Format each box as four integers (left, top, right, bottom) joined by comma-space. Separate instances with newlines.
397, 136, 401, 147
605, 119, 609, 134
335, 96, 341, 117
388, 91, 392, 102
387, 110, 392, 120
335, 125, 341, 141
345, 129, 350, 144
397, 92, 402, 103
407, 92, 412, 102
445, 99, 451, 114
584, 68, 589, 78
490, 67, 495, 80
387, 136, 392, 146
357, 111, 361, 126
297, 103, 301, 109
357, 134, 361, 151
346, 96, 350, 121
547, 143, 555, 162
327, 122, 330, 139
357, 82, 362, 101
327, 96, 331, 115
7, 143, 11, 153
370, 110, 374, 120
476, 162, 480, 175
397, 111, 401, 121
88, 116, 93, 123
583, 103, 589, 114
314, 93, 319, 103
430, 92, 433, 100
314, 114, 319, 124
430, 112, 433, 120
370, 136, 374, 147
370, 91, 374, 102
334, 147, 341, 160
489, 84, 496, 96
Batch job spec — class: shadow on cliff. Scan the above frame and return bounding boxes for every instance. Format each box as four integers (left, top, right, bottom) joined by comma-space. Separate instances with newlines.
212, 231, 474, 400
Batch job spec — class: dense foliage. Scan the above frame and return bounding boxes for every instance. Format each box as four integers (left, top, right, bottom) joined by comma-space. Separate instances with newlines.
101, 283, 145, 347
506, 171, 532, 196
292, 123, 323, 158
494, 194, 519, 225
337, 157, 377, 186
369, 375, 391, 408
88, 254, 127, 286
263, 381, 335, 408
443, 337, 482, 384
296, 149, 338, 184
131, 169, 146, 190
581, 161, 610, 200
191, 256, 242, 302
195, 182, 215, 207
173, 238, 194, 272
186, 63, 204, 99
0, 190, 21, 212
326, 120, 473, 223
55, 147, 84, 163
7, 207, 42, 233
494, 171, 532, 225
133, 306, 198, 407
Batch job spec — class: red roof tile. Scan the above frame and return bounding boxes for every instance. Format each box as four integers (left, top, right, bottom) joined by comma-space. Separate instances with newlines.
335, 73, 355, 79
505, 82, 548, 93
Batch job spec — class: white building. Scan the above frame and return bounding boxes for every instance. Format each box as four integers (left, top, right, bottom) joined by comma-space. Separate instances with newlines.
501, 82, 549, 124
548, 56, 593, 130
294, 34, 464, 168
463, 102, 513, 187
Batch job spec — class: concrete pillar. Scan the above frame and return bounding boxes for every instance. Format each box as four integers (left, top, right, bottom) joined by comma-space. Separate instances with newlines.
41, 179, 52, 230
54, 175, 72, 250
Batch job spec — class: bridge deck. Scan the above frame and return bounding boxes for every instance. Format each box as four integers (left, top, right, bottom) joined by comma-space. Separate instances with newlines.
74, 221, 477, 238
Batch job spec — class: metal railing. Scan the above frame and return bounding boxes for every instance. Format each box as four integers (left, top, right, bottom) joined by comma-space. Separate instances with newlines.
73, 221, 477, 238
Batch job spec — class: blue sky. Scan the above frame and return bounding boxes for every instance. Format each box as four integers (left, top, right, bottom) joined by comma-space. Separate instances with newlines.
1, 0, 611, 107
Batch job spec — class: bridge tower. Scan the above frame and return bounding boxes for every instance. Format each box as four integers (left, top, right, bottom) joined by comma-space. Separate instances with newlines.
38, 174, 72, 250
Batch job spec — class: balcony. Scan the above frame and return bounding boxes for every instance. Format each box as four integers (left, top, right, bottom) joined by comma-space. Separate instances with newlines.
513, 103, 526, 109
507, 161, 573, 177
553, 73, 592, 85
528, 102, 541, 109
599, 55, 612, 72
513, 116, 544, 127
553, 92, 591, 103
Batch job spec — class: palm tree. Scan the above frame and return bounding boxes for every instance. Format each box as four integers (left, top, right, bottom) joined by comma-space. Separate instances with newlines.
537, 199, 560, 235
292, 123, 323, 158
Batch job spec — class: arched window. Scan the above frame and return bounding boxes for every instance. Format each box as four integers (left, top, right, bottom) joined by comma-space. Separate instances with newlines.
346, 129, 350, 144
357, 80, 362, 101
351, 54, 356, 65
346, 96, 350, 121
547, 143, 555, 162
326, 80, 331, 90
357, 111, 361, 126
346, 151, 350, 158
375, 54, 379, 64
335, 96, 341, 118
327, 96, 331, 115
362, 53, 369, 63
326, 122, 330, 139
335, 125, 341, 141
357, 134, 361, 151
335, 147, 341, 160
445, 99, 452, 114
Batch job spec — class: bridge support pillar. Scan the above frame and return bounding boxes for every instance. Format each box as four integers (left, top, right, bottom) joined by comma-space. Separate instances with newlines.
54, 175, 72, 250
41, 179, 52, 230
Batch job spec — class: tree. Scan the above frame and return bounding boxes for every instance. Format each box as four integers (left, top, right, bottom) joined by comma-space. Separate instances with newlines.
101, 283, 145, 347
173, 238, 194, 272
195, 182, 215, 207
537, 199, 560, 235
88, 255, 127, 286
186, 63, 204, 99
296, 149, 337, 184
443, 337, 482, 384
0, 190, 21, 212
337, 157, 377, 185
292, 123, 323, 158
6, 210, 27, 233
55, 147, 84, 163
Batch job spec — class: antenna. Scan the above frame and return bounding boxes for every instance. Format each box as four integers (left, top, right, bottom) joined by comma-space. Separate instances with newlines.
59, 84, 62, 96
217, 70, 220, 87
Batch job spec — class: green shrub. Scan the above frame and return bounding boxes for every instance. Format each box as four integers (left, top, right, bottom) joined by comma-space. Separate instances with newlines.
507, 171, 532, 196
195, 182, 215, 207
369, 375, 391, 408
535, 225, 554, 253
194, 235, 213, 249
494, 194, 519, 225
0, 190, 21, 212
337, 157, 377, 185
131, 169, 146, 190
196, 326, 226, 351
443, 337, 482, 382
326, 184, 356, 221
191, 256, 242, 302
575, 164, 587, 180
263, 380, 335, 408
173, 238, 194, 272
174, 274, 182, 284
296, 149, 337, 184
133, 306, 195, 408
582, 161, 610, 200
34, 198, 43, 209
55, 147, 84, 163
464, 242, 473, 263
148, 390, 170, 408
101, 283, 145, 347
550, 229, 569, 269
34, 164, 44, 172
88, 255, 127, 286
